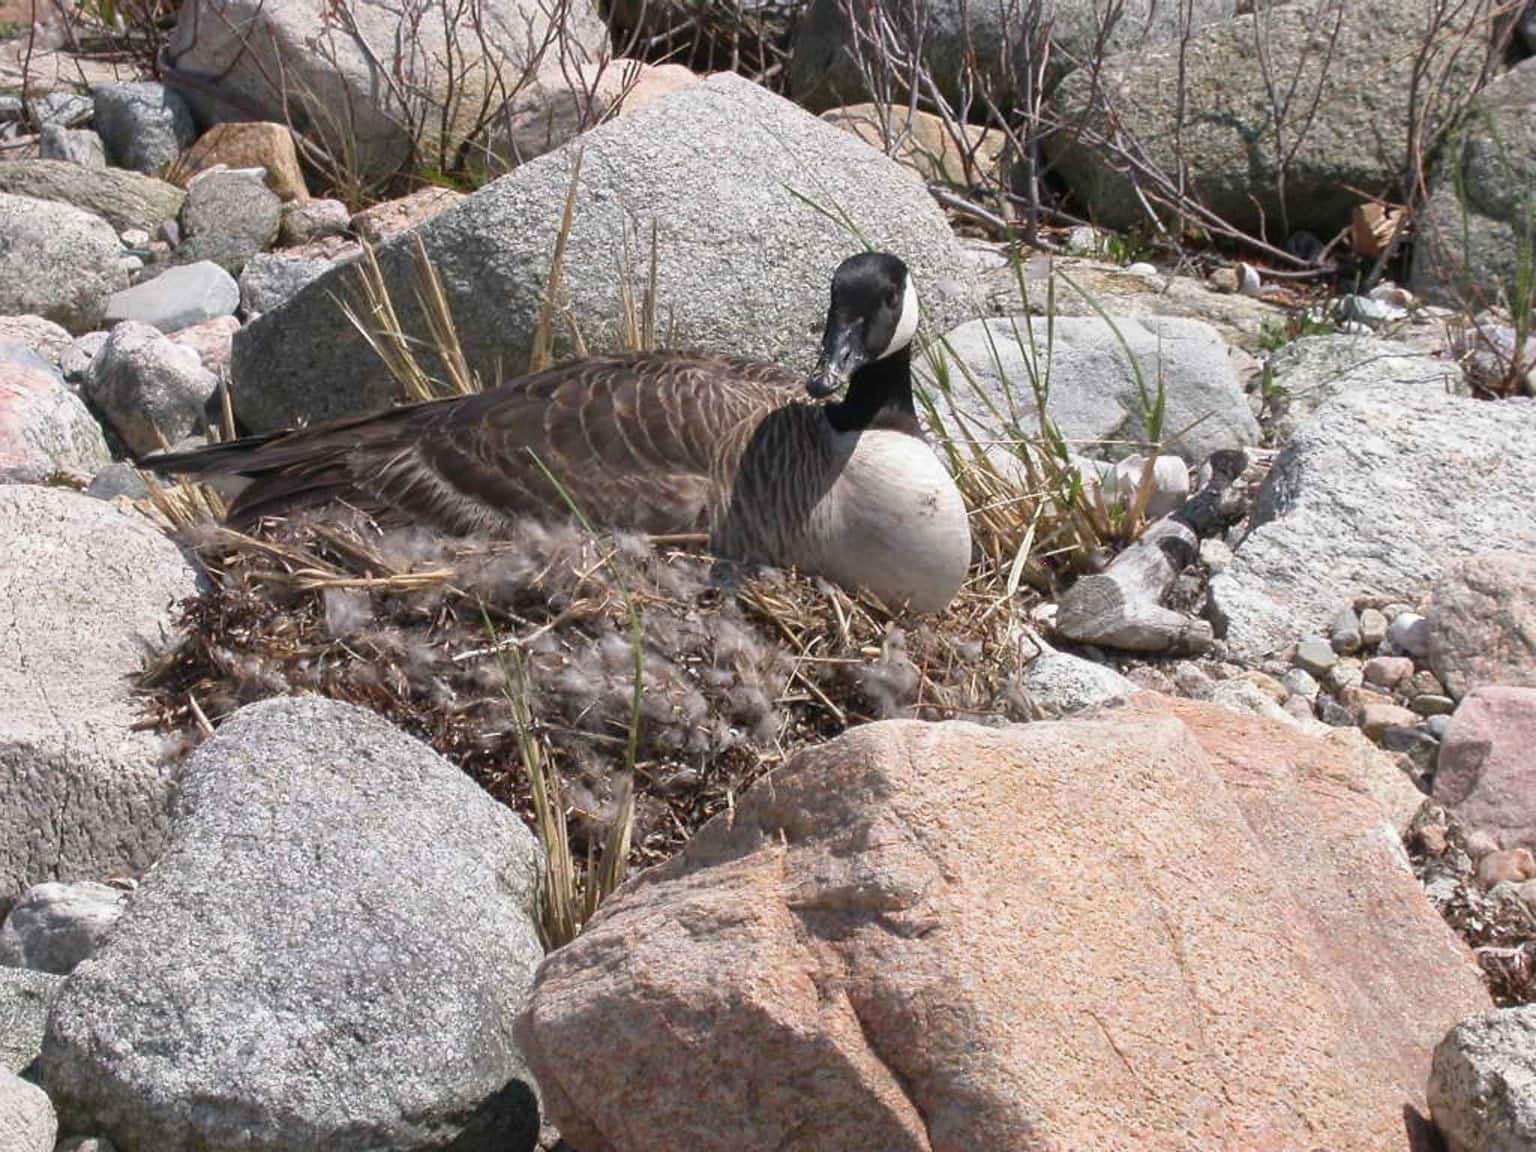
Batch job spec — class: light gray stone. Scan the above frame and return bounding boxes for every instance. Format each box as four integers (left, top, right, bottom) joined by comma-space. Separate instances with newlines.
1294, 637, 1338, 678
84, 463, 150, 503
0, 1068, 55, 1152
176, 169, 282, 274
1411, 57, 1536, 312
1014, 646, 1138, 717
1208, 368, 1536, 661
0, 362, 112, 484
277, 198, 351, 247
38, 126, 106, 168
1049, 0, 1498, 235
0, 194, 127, 334
84, 323, 218, 456
238, 251, 338, 316
0, 487, 201, 906
40, 696, 544, 1152
1392, 612, 1432, 659
164, 0, 610, 181
230, 72, 974, 430
1260, 335, 1461, 441
102, 262, 238, 333
59, 333, 108, 390
789, 0, 1237, 110
57, 1138, 118, 1152
0, 161, 185, 235
1360, 607, 1390, 649
25, 92, 92, 129
0, 882, 126, 976
1282, 667, 1319, 699
0, 968, 63, 1074
1429, 1005, 1536, 1152
924, 313, 1258, 465
90, 82, 196, 175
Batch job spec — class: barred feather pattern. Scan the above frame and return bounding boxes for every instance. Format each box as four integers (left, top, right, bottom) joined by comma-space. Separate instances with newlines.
148, 351, 971, 611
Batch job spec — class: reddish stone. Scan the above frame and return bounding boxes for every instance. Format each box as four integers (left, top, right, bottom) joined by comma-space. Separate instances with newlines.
1436, 686, 1536, 850
519, 700, 1485, 1152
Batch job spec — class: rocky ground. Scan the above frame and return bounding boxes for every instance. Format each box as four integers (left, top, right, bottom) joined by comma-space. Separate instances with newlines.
3, 1, 1536, 1151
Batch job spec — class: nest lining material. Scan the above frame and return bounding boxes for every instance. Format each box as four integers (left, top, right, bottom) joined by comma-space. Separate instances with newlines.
142, 508, 1038, 869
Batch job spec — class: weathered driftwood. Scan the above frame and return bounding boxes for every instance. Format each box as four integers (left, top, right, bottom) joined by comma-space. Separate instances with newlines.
1054, 519, 1212, 654
1052, 450, 1247, 655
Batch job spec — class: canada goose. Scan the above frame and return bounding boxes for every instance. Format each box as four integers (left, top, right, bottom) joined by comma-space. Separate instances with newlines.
143, 252, 972, 613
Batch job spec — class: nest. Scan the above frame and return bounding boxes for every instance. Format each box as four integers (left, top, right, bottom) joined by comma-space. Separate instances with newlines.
142, 508, 1038, 870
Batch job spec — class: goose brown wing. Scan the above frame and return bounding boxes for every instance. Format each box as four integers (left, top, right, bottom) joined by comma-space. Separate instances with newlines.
390, 353, 803, 533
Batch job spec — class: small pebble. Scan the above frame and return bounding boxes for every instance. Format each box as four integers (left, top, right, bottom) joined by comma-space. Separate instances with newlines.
1283, 694, 1315, 723
1294, 636, 1337, 678
1478, 848, 1536, 888
120, 228, 151, 248
1317, 697, 1355, 727
1282, 668, 1319, 699
1410, 694, 1456, 717
1368, 283, 1414, 308
1389, 611, 1430, 657
1237, 262, 1262, 296
1239, 670, 1287, 702
1363, 656, 1415, 689
1173, 662, 1212, 699
1409, 669, 1446, 698
1427, 714, 1452, 740
1381, 726, 1439, 777
1358, 607, 1389, 648
1361, 701, 1418, 740
1208, 266, 1240, 294
1325, 659, 1364, 693
1125, 261, 1158, 277
1329, 605, 1362, 654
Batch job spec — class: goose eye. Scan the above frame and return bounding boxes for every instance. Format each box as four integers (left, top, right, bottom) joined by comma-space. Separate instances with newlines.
885, 289, 900, 309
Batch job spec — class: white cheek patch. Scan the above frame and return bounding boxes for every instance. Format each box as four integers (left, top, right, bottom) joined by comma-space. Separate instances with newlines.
877, 274, 919, 360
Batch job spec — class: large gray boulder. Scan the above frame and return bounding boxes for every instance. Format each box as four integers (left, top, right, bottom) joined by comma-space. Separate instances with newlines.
1049, 0, 1500, 235
40, 696, 546, 1152
0, 969, 63, 1074
1208, 344, 1536, 659
0, 487, 201, 907
230, 72, 975, 430
163, 0, 610, 181
924, 313, 1258, 464
1429, 1005, 1536, 1152
91, 82, 197, 175
0, 361, 112, 484
0, 882, 126, 976
789, 0, 1237, 110
85, 322, 219, 456
0, 194, 127, 334
0, 161, 185, 234
1411, 56, 1536, 310
0, 1069, 55, 1152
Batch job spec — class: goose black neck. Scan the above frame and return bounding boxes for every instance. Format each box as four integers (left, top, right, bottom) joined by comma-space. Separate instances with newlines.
826, 347, 915, 433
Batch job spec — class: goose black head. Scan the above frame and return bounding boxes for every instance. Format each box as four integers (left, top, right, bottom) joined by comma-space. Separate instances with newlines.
806, 252, 918, 399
